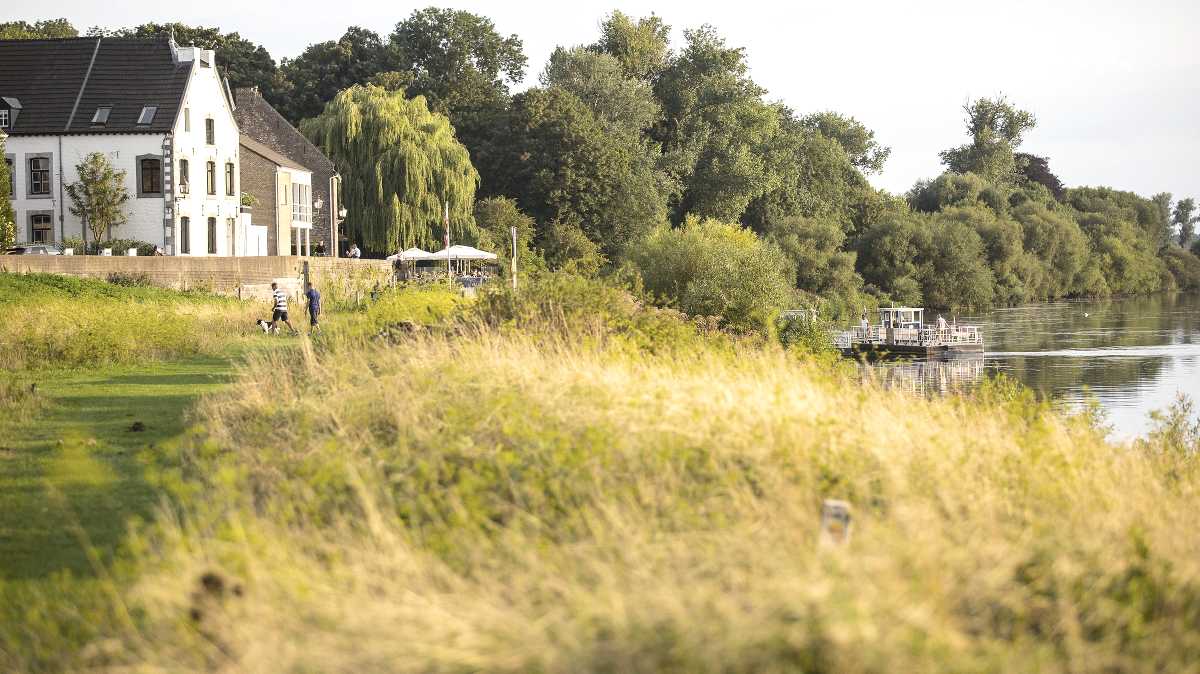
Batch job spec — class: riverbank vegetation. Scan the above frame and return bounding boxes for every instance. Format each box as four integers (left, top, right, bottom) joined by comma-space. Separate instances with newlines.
3, 274, 1199, 671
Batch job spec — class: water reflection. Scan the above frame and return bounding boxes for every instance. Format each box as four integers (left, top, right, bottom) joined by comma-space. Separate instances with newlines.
864, 293, 1200, 440
870, 358, 986, 396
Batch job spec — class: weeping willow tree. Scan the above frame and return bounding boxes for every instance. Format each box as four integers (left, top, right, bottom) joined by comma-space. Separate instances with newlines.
300, 84, 479, 253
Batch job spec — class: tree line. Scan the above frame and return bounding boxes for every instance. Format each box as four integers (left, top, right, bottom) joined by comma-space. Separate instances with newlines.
4, 14, 1200, 325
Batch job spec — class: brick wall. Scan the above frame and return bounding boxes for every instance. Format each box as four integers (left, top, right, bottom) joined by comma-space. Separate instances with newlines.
1, 256, 393, 301
234, 88, 339, 252
240, 150, 280, 255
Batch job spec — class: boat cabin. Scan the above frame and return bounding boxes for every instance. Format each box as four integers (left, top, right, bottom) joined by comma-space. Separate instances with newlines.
878, 307, 923, 329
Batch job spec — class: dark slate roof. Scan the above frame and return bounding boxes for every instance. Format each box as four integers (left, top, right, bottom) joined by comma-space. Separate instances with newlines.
0, 37, 190, 135
240, 136, 309, 172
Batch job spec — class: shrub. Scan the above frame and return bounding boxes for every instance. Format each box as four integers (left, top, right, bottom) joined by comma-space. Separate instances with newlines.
623, 218, 795, 330
1161, 247, 1200, 291
469, 270, 696, 353
59, 233, 85, 253
88, 237, 155, 256
105, 270, 152, 287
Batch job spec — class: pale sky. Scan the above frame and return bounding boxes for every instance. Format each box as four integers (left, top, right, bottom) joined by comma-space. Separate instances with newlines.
10, 0, 1200, 203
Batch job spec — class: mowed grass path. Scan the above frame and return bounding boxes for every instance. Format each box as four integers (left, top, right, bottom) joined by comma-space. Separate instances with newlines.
0, 354, 240, 580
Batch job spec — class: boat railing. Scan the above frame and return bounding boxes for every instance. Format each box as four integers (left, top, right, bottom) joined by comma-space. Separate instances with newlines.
831, 324, 984, 348
921, 326, 983, 345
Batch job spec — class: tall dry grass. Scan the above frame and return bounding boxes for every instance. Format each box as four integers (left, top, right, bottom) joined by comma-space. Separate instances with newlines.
0, 273, 267, 370
35, 322, 1194, 672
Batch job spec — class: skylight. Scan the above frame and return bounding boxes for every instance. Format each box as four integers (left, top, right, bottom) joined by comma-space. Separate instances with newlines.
91, 107, 111, 124
137, 106, 157, 125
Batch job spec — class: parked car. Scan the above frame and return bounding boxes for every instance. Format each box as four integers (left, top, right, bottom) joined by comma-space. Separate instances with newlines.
4, 245, 63, 255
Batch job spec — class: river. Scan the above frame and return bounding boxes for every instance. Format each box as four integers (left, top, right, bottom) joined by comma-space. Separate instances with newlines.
871, 293, 1200, 440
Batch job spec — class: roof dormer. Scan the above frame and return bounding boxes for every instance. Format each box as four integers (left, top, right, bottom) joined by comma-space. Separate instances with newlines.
0, 97, 21, 130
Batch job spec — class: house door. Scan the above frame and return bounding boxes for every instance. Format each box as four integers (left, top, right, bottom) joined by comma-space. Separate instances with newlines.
227, 218, 236, 257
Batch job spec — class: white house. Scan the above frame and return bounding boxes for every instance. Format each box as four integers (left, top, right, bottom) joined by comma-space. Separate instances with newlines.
0, 36, 241, 255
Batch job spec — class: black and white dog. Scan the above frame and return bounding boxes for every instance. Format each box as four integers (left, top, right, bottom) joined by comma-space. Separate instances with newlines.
256, 319, 280, 334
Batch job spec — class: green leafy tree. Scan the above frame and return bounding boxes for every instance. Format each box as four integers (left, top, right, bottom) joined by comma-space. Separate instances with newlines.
591, 10, 673, 81
744, 109, 892, 237
472, 196, 542, 273
855, 212, 996, 308
273, 27, 393, 125
1012, 201, 1089, 299
653, 25, 790, 222
624, 218, 794, 330
1161, 247, 1200, 291
0, 19, 77, 39
542, 220, 606, 276
939, 95, 1037, 187
0, 136, 15, 249
764, 216, 862, 298
389, 8, 525, 113
800, 111, 891, 176
539, 46, 673, 227
65, 152, 129, 246
1174, 198, 1198, 248
99, 23, 276, 93
1152, 192, 1174, 246
476, 87, 657, 256
540, 46, 660, 148
390, 8, 527, 152
1067, 187, 1166, 295
300, 85, 479, 254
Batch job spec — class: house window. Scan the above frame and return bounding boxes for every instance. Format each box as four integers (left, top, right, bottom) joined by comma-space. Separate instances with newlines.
179, 159, 189, 187
0, 110, 9, 129
279, 182, 287, 205
137, 106, 157, 125
184, 108, 190, 132
32, 214, 52, 243
205, 118, 215, 145
225, 162, 235, 196
91, 107, 111, 125
5, 158, 12, 197
207, 217, 217, 255
291, 183, 311, 222
206, 161, 216, 195
30, 157, 50, 195
141, 158, 161, 193
180, 217, 191, 254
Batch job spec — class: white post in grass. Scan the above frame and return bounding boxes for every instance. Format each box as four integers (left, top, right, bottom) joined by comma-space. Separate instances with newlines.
819, 499, 852, 547
511, 225, 517, 290
444, 200, 451, 287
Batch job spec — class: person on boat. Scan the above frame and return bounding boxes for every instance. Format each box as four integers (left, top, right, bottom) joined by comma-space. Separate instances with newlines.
861, 312, 870, 338
936, 314, 948, 334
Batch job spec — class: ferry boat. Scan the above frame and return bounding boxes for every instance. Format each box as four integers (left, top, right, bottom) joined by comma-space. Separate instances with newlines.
833, 306, 984, 358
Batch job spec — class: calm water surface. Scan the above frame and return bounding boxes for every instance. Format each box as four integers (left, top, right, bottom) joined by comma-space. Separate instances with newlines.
873, 294, 1200, 440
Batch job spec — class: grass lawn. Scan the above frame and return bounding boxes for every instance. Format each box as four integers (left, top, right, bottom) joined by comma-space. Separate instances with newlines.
0, 353, 241, 580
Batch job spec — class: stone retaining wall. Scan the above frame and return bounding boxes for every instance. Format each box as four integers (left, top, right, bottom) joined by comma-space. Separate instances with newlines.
0, 256, 393, 302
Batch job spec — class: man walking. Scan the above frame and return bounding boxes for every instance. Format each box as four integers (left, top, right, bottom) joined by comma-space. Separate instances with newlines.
305, 281, 323, 334
270, 282, 298, 336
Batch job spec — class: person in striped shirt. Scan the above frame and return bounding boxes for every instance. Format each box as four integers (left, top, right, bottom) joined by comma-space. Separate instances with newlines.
269, 282, 298, 336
